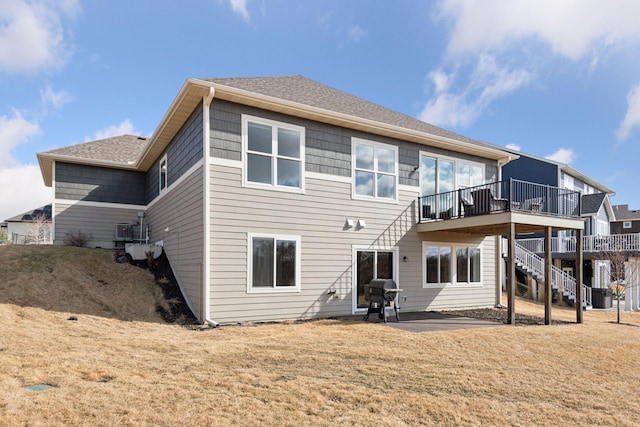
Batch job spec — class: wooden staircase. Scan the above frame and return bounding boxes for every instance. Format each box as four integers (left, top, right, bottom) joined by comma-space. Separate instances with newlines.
512, 240, 593, 309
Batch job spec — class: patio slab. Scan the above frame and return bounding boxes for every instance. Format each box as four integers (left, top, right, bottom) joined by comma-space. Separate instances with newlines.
349, 311, 504, 333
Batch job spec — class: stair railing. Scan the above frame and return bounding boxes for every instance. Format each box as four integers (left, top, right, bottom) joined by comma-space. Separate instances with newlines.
511, 240, 592, 307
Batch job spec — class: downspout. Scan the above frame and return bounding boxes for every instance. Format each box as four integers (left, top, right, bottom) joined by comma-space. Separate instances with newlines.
51, 161, 57, 245
202, 87, 217, 326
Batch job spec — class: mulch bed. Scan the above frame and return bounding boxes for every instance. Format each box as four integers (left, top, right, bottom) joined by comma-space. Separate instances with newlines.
442, 307, 574, 326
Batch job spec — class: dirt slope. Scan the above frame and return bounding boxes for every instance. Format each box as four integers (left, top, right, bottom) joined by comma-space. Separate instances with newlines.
0, 245, 170, 323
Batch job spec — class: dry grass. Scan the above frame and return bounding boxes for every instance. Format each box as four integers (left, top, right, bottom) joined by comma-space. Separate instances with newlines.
1, 245, 640, 426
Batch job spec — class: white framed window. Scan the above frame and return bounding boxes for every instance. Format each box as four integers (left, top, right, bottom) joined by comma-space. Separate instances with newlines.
596, 220, 609, 236
352, 138, 398, 201
247, 233, 301, 293
242, 115, 305, 192
159, 154, 168, 192
420, 154, 485, 196
623, 221, 632, 229
423, 242, 482, 286
420, 153, 485, 219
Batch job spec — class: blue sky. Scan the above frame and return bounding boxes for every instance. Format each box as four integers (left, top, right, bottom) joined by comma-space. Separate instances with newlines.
2, 0, 640, 222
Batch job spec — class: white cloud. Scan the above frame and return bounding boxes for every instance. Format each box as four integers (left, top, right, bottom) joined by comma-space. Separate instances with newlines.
545, 148, 576, 164
0, 110, 41, 167
0, 0, 80, 73
0, 164, 51, 222
615, 83, 640, 142
229, 0, 250, 22
419, 55, 531, 127
422, 1, 640, 129
87, 119, 138, 142
505, 144, 521, 151
40, 85, 73, 110
429, 69, 455, 94
436, 0, 640, 60
346, 25, 367, 43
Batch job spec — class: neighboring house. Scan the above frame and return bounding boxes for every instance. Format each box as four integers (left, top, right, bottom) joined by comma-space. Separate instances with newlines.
611, 205, 640, 234
3, 205, 53, 244
502, 150, 618, 290
37, 76, 586, 324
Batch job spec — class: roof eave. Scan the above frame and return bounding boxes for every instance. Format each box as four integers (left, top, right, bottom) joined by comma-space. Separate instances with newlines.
189, 78, 515, 163
561, 165, 615, 195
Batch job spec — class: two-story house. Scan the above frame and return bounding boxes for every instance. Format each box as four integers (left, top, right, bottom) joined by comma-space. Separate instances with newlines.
37, 76, 587, 324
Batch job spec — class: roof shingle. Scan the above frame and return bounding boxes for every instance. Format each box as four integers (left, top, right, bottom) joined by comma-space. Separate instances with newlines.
202, 75, 489, 147
42, 134, 149, 165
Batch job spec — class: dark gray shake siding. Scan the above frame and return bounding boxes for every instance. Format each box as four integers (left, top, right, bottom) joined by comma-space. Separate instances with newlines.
55, 163, 146, 205
146, 105, 204, 203
208, 99, 496, 186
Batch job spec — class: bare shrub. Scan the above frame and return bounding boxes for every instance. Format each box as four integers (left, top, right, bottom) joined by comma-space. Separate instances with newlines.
64, 230, 93, 247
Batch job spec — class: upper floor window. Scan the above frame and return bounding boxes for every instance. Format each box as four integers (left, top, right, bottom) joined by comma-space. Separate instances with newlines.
420, 155, 485, 197
159, 155, 168, 192
242, 115, 304, 191
623, 221, 632, 229
352, 139, 398, 201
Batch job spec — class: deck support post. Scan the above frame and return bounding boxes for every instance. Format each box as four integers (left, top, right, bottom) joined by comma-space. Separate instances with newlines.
507, 222, 516, 325
544, 226, 552, 325
576, 228, 584, 324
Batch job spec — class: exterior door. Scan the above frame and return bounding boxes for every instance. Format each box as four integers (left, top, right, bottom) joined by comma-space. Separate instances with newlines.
353, 248, 397, 312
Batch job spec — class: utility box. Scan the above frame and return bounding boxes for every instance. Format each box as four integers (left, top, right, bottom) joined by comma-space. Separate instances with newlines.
591, 288, 613, 309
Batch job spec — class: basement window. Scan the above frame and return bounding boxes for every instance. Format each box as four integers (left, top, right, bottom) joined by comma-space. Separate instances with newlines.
248, 233, 301, 293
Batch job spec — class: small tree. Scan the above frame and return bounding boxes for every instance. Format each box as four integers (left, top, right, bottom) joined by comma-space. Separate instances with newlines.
0, 227, 10, 244
27, 214, 51, 245
601, 236, 640, 324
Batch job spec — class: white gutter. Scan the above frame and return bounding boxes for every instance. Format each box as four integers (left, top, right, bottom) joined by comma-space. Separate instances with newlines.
202, 87, 218, 327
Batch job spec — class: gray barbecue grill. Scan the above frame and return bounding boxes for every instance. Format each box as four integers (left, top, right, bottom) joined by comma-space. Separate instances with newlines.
363, 278, 402, 323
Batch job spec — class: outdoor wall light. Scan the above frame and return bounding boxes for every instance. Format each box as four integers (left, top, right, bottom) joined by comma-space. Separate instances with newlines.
357, 219, 366, 228
345, 218, 354, 228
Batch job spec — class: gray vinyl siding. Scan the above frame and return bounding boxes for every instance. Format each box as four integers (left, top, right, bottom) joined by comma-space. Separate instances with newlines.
146, 105, 203, 203
146, 165, 204, 321
53, 202, 142, 248
209, 99, 498, 188
502, 156, 559, 187
55, 162, 146, 205
208, 163, 497, 323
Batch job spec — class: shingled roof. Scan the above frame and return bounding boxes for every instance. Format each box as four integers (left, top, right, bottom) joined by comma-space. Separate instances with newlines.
41, 134, 149, 165
202, 75, 485, 147
5, 204, 52, 223
581, 193, 607, 215
612, 204, 640, 220
38, 75, 514, 187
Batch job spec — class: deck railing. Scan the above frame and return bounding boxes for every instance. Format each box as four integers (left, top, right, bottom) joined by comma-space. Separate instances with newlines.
418, 179, 581, 222
517, 233, 640, 254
